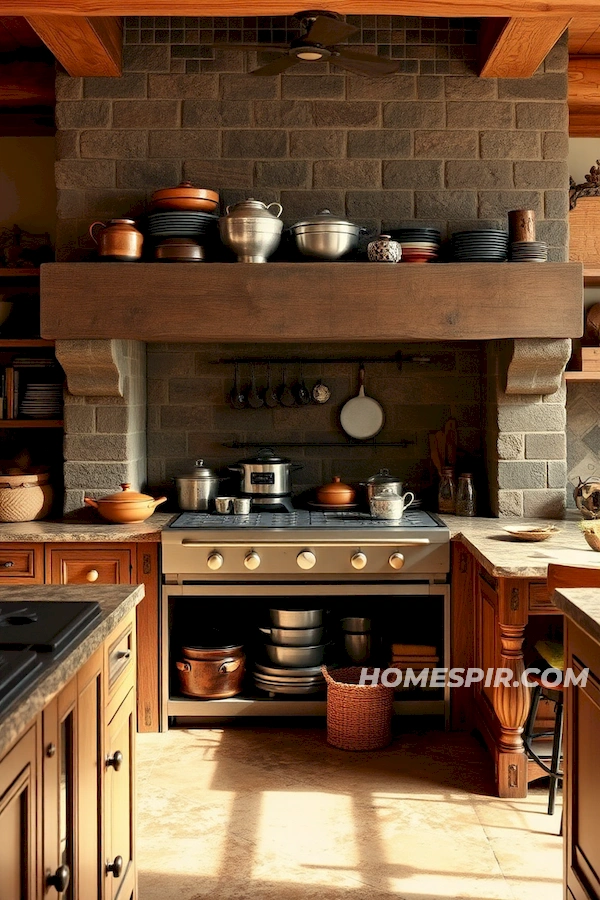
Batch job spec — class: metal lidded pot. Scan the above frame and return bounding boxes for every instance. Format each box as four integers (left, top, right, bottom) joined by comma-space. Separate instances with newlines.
174, 459, 222, 511
362, 468, 403, 502
290, 209, 362, 260
229, 448, 302, 498
219, 198, 284, 263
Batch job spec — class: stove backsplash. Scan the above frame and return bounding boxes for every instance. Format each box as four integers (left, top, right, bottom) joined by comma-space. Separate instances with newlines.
146, 341, 486, 508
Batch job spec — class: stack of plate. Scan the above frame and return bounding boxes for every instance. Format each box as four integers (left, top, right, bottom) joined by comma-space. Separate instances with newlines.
391, 228, 441, 263
145, 211, 218, 240
20, 383, 63, 418
511, 240, 548, 263
451, 230, 509, 262
253, 661, 326, 695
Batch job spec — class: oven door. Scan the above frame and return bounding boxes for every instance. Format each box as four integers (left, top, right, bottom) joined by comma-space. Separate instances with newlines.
161, 581, 450, 730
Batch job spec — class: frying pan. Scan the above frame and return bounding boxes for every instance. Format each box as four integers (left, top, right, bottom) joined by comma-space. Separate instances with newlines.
340, 365, 384, 440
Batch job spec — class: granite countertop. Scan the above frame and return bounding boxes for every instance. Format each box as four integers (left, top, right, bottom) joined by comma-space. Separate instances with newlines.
553, 588, 600, 645
0, 512, 174, 542
440, 513, 600, 579
0, 583, 144, 759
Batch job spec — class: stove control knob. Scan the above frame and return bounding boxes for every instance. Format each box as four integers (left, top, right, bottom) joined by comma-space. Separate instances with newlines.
389, 552, 405, 570
297, 550, 316, 570
244, 551, 261, 571
351, 551, 367, 570
207, 552, 224, 571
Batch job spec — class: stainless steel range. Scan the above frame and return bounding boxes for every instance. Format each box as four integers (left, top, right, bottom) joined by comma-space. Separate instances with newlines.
161, 509, 450, 729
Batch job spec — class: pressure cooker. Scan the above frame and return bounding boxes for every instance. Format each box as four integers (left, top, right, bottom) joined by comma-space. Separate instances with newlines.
229, 448, 302, 498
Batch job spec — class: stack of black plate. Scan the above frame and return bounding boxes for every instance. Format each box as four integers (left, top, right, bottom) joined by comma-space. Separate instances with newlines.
511, 240, 548, 263
451, 230, 509, 262
390, 227, 441, 263
146, 211, 218, 240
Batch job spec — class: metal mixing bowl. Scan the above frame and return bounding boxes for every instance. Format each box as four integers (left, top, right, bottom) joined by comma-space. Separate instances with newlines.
260, 626, 324, 647
269, 608, 323, 628
264, 643, 326, 667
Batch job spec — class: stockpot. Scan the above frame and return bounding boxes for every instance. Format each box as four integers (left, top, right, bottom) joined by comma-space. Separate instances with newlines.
174, 459, 222, 511
229, 448, 302, 497
362, 468, 403, 503
290, 209, 362, 260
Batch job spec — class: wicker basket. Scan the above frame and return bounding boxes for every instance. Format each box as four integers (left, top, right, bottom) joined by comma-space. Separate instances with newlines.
322, 666, 394, 751
0, 475, 53, 522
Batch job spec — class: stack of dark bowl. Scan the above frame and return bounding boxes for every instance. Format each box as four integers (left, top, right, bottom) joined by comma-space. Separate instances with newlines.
147, 182, 219, 261
451, 230, 509, 262
391, 227, 441, 263
253, 608, 326, 695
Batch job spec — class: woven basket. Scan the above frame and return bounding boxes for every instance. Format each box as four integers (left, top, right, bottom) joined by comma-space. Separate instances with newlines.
322, 666, 394, 751
0, 482, 53, 522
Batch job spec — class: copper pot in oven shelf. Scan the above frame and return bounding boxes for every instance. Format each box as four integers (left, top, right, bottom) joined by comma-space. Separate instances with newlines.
176, 644, 246, 698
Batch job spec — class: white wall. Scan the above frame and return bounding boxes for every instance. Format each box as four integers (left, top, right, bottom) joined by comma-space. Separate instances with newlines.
0, 137, 56, 242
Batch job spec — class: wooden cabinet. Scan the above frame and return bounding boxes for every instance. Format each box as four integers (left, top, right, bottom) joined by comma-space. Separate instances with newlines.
0, 723, 39, 900
0, 543, 43, 583
2, 610, 138, 900
451, 542, 475, 731
46, 547, 132, 586
565, 619, 600, 900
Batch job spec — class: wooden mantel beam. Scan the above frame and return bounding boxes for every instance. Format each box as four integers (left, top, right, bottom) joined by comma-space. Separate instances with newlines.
7, 0, 600, 16
25, 14, 122, 76
478, 17, 570, 77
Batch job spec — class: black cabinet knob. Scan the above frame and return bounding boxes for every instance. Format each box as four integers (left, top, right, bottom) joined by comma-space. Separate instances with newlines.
106, 750, 123, 771
46, 743, 56, 758
47, 865, 70, 893
106, 856, 123, 878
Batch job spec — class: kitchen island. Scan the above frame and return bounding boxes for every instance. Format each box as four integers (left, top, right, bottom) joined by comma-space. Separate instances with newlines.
553, 588, 600, 900
0, 584, 143, 900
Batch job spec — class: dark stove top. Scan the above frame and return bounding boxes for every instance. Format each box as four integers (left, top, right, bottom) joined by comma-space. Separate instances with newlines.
0, 600, 102, 718
169, 509, 443, 530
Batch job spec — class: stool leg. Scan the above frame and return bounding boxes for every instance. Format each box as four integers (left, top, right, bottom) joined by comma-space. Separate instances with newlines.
548, 700, 564, 816
524, 684, 542, 748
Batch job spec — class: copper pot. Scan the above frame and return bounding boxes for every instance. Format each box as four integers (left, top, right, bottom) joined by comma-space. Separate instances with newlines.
84, 483, 167, 524
316, 476, 356, 505
89, 218, 143, 261
176, 644, 245, 698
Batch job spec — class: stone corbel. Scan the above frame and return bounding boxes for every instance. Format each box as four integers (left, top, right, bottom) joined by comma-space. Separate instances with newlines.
55, 339, 125, 396
503, 338, 571, 396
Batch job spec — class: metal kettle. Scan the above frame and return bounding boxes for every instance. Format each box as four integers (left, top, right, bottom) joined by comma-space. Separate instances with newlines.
89, 218, 143, 261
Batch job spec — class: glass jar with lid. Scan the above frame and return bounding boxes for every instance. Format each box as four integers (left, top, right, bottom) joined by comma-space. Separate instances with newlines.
438, 467, 456, 514
456, 473, 476, 517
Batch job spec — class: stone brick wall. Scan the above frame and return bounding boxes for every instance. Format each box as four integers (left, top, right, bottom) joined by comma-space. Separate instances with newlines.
54, 17, 569, 261
147, 341, 485, 504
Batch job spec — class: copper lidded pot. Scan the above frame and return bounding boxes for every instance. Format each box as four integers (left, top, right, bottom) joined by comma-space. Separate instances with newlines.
84, 483, 167, 524
89, 218, 143, 261
176, 643, 246, 698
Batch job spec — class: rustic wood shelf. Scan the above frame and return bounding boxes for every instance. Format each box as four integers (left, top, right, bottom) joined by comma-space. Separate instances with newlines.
0, 269, 40, 278
564, 371, 600, 381
0, 339, 54, 348
40, 262, 584, 342
584, 267, 600, 286
0, 419, 63, 428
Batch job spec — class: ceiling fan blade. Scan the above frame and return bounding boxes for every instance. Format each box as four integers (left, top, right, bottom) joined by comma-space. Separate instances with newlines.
210, 43, 287, 51
304, 15, 357, 47
333, 49, 400, 76
251, 54, 299, 76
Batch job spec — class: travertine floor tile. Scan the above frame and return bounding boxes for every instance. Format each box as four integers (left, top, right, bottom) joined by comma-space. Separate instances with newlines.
137, 727, 562, 900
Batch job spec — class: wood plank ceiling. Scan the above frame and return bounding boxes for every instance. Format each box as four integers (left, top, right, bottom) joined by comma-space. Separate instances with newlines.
0, 17, 54, 135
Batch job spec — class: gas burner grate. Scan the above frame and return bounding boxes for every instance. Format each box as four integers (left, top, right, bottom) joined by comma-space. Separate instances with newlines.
170, 509, 442, 529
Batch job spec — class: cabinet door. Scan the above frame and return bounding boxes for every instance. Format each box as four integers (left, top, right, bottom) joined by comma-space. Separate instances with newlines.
76, 649, 104, 900
0, 725, 38, 900
476, 573, 499, 710
47, 548, 132, 586
105, 688, 136, 900
451, 542, 475, 731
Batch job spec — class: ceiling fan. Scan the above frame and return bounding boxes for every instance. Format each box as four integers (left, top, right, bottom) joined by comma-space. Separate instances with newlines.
211, 10, 400, 77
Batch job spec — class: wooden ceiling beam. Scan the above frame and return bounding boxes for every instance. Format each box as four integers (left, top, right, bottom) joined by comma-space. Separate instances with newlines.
25, 14, 122, 76
569, 57, 600, 136
569, 16, 600, 53
6, 0, 600, 16
478, 16, 570, 77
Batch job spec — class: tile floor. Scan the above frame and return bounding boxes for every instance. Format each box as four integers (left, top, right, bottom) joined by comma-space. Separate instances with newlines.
137, 726, 562, 900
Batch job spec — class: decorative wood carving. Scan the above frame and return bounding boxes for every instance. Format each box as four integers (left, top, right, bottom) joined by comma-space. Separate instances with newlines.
569, 159, 600, 210
494, 623, 529, 754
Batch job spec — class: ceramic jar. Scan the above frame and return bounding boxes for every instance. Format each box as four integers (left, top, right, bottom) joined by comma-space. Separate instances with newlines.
89, 219, 143, 261
367, 234, 402, 263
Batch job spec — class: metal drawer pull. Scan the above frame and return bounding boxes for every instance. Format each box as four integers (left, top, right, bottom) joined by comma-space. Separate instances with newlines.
47, 865, 70, 893
85, 569, 99, 582
106, 750, 123, 771
1, 561, 14, 568
116, 649, 131, 660
106, 856, 123, 878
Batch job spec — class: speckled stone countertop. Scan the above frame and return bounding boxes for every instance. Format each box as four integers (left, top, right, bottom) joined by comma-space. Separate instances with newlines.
553, 588, 600, 645
0, 512, 174, 542
0, 584, 144, 759
440, 513, 600, 579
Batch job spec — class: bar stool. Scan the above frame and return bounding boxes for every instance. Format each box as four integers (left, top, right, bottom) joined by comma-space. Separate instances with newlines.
523, 639, 564, 815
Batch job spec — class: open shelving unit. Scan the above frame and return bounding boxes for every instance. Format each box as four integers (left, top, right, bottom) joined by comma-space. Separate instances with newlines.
564, 267, 600, 380
0, 269, 40, 278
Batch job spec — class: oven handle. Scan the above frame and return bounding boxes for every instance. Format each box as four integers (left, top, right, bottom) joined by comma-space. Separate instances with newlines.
180, 539, 431, 548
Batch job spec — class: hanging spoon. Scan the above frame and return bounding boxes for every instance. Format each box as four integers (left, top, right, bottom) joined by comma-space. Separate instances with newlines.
294, 362, 311, 406
263, 363, 279, 408
229, 362, 246, 410
279, 365, 296, 407
247, 363, 264, 409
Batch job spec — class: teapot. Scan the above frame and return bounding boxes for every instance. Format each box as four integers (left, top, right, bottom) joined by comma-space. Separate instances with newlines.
574, 477, 600, 519
89, 218, 143, 261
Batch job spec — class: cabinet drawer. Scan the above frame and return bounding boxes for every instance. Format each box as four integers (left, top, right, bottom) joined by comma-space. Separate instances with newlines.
47, 548, 132, 585
105, 614, 136, 715
528, 582, 554, 611
0, 543, 43, 583
108, 626, 133, 690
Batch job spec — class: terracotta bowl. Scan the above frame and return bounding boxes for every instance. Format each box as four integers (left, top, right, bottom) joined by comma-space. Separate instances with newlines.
152, 197, 219, 213
584, 531, 600, 552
